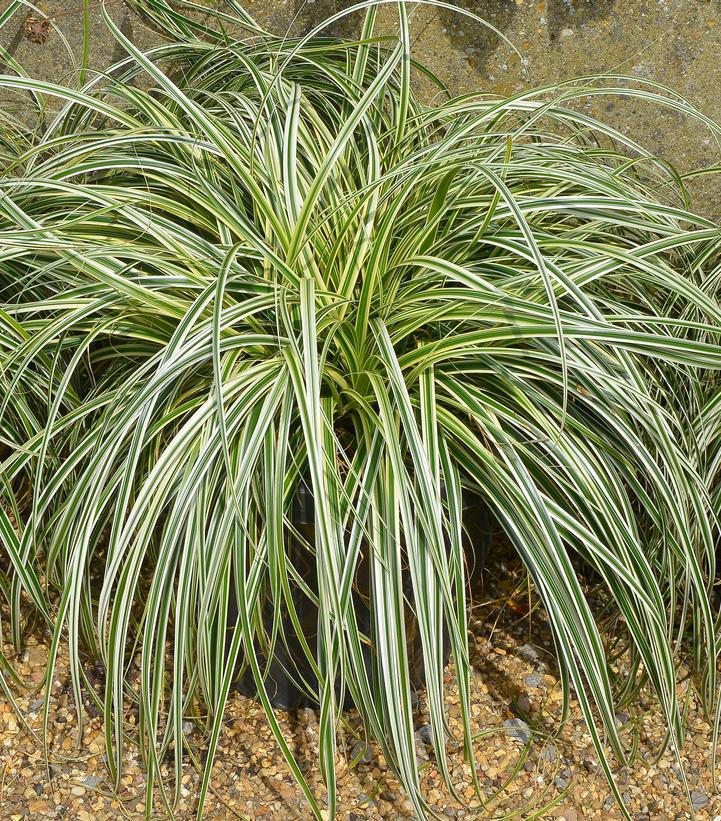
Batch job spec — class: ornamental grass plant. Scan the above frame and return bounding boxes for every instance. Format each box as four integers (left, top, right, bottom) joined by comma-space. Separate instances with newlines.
2, 1, 721, 818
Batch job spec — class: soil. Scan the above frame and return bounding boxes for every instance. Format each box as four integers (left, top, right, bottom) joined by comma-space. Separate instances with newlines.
1, 555, 720, 820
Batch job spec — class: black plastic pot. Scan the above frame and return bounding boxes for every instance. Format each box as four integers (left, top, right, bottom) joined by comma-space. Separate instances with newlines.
227, 481, 494, 710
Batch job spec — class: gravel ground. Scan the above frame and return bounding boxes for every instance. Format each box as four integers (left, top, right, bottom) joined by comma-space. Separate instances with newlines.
1, 556, 720, 820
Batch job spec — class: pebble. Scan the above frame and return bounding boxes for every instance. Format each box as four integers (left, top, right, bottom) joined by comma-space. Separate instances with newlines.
350, 740, 373, 765
518, 695, 533, 715
503, 717, 532, 745
539, 744, 557, 763
516, 644, 540, 662
691, 788, 708, 807
416, 723, 434, 748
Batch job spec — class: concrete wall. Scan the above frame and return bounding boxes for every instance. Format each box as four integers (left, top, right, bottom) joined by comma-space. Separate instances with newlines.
2, 0, 720, 215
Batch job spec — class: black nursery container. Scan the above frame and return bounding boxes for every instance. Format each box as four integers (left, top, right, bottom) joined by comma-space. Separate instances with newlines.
227, 478, 494, 710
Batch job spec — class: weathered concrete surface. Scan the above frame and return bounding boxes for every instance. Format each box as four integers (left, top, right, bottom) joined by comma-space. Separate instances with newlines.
2, 0, 721, 213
